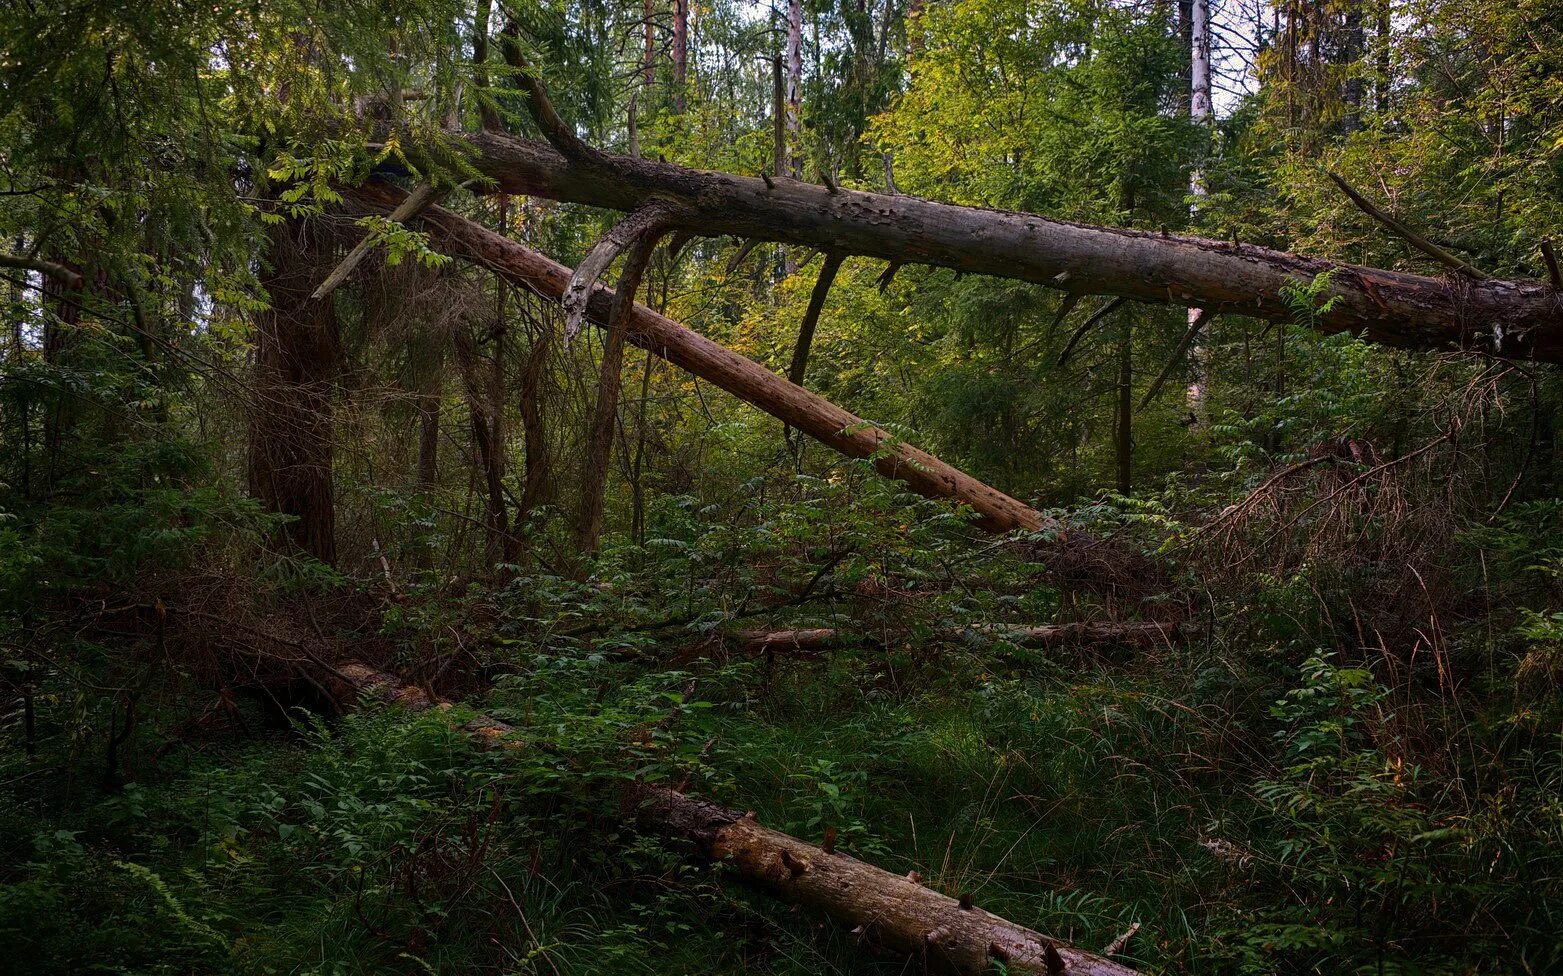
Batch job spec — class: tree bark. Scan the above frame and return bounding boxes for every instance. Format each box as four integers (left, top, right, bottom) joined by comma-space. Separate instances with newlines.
672, 0, 689, 112
518, 316, 554, 520
472, 0, 502, 131
772, 55, 787, 181
1374, 0, 1390, 113
1186, 0, 1212, 421
785, 0, 803, 179
1175, 0, 1194, 116
1116, 311, 1133, 495
417, 387, 440, 488
635, 788, 1138, 976
457, 131, 1563, 361
40, 257, 83, 490
578, 228, 667, 552
1340, 1, 1365, 134
249, 218, 340, 565
333, 661, 1141, 976
787, 252, 843, 389
453, 326, 512, 562
643, 0, 657, 88
348, 183, 1049, 534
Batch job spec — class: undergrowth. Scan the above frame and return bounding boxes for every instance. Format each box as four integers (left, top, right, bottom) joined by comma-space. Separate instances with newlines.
3, 472, 1562, 975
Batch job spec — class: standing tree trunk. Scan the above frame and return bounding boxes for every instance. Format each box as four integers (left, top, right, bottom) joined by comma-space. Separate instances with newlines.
249, 218, 340, 565
774, 54, 797, 277
628, 348, 657, 544
1374, 0, 1390, 113
578, 225, 668, 552
39, 259, 82, 491
1341, 1, 1365, 134
516, 296, 555, 523
472, 0, 502, 131
1185, 0, 1212, 423
672, 0, 688, 113
453, 325, 512, 564
643, 0, 657, 88
1116, 309, 1133, 495
785, 0, 803, 179
772, 55, 788, 182
417, 386, 440, 488
1175, 0, 1194, 116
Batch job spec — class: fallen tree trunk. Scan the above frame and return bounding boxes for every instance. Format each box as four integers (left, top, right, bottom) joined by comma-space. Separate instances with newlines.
741, 627, 852, 656
742, 620, 1187, 657
970, 620, 1188, 646
636, 788, 1138, 976
460, 131, 1563, 361
348, 182, 1047, 534
333, 661, 1141, 976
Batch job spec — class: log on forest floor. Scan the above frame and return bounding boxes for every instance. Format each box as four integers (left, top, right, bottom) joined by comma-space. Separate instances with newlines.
741, 620, 1190, 657
332, 661, 1142, 976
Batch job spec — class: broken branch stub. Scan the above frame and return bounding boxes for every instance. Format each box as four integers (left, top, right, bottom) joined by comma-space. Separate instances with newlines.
564, 203, 682, 344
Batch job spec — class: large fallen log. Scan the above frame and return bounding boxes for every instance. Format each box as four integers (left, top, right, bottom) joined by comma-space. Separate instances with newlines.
334, 660, 1141, 976
741, 620, 1188, 657
347, 181, 1047, 534
459, 131, 1563, 361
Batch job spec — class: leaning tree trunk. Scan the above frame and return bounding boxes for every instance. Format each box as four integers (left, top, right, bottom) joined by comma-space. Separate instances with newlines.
457, 131, 1563, 360
347, 183, 1049, 534
334, 661, 1142, 976
250, 218, 341, 565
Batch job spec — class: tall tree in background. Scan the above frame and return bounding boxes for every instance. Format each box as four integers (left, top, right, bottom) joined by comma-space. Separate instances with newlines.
673, 0, 689, 112
1185, 0, 1213, 422
786, 0, 804, 179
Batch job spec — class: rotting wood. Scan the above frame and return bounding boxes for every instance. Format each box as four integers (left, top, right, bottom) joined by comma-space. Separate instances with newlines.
347, 181, 1050, 535
563, 203, 681, 342
333, 661, 1142, 976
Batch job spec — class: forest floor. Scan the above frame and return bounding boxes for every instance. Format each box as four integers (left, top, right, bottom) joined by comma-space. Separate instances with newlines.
3, 485, 1560, 975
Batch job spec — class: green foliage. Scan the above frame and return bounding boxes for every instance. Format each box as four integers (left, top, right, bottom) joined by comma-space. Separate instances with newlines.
5, 2, 1563, 975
